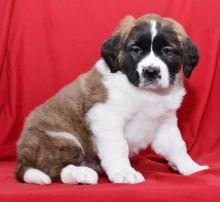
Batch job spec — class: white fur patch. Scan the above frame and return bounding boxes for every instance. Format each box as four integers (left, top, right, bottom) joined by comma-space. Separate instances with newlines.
150, 20, 157, 41
46, 131, 84, 152
60, 165, 98, 184
23, 168, 51, 185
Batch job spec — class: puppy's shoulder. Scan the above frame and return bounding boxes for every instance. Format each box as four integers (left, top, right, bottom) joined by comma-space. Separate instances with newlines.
24, 63, 108, 129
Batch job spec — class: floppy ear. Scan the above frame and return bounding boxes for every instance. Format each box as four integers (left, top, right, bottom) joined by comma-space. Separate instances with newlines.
182, 38, 199, 78
101, 34, 121, 73
101, 15, 135, 73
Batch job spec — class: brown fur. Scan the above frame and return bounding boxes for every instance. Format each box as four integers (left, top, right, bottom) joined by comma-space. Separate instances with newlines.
16, 68, 107, 182
115, 15, 135, 38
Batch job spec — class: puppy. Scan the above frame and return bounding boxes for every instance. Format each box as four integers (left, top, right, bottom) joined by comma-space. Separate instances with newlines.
15, 14, 208, 185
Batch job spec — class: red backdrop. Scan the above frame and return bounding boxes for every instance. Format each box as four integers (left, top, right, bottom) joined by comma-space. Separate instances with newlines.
1, 0, 220, 201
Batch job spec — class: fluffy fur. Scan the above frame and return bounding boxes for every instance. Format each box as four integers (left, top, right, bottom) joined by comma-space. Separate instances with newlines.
15, 14, 208, 185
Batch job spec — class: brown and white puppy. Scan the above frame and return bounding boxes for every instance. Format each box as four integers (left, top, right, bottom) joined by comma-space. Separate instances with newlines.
16, 14, 208, 185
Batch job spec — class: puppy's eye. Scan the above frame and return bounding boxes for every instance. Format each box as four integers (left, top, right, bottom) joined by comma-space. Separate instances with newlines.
161, 46, 174, 56
130, 46, 143, 57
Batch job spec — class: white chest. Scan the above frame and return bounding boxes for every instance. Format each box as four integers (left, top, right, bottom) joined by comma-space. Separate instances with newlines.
123, 91, 177, 155
101, 72, 185, 156
93, 62, 185, 156
124, 106, 165, 155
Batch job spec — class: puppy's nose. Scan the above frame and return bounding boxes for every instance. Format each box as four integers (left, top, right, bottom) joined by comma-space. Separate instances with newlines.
143, 66, 160, 79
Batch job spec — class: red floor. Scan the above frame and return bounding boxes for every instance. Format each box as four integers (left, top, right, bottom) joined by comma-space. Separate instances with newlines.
1, 156, 219, 202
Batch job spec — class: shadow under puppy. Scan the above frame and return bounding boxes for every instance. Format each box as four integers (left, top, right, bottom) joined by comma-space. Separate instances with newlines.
16, 14, 208, 185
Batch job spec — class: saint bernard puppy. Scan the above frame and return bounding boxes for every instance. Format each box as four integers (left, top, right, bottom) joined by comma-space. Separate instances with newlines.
16, 14, 209, 185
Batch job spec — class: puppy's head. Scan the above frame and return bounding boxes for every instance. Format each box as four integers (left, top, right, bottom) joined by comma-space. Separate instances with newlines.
101, 14, 199, 89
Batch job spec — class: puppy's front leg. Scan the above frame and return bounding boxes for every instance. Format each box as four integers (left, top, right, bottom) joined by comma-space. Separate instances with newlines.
90, 114, 144, 184
151, 114, 209, 175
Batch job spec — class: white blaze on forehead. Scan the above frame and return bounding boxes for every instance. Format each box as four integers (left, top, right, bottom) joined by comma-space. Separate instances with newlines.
150, 21, 157, 42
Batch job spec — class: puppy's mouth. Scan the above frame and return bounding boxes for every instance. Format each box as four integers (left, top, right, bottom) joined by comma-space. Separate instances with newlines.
139, 81, 158, 90
139, 77, 161, 89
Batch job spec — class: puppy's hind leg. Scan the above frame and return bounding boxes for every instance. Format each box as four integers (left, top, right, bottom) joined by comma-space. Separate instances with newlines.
16, 129, 86, 184
15, 131, 52, 185
46, 132, 98, 184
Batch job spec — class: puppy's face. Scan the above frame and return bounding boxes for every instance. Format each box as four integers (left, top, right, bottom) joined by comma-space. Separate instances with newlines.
101, 14, 199, 89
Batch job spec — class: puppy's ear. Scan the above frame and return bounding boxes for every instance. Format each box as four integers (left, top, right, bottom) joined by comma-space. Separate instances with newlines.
182, 38, 199, 78
101, 15, 135, 73
101, 34, 121, 73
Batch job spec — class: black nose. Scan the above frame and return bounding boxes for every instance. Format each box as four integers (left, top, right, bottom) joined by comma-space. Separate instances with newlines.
143, 66, 160, 79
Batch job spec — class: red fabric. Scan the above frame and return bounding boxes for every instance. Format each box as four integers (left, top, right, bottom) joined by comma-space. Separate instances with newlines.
1, 0, 220, 201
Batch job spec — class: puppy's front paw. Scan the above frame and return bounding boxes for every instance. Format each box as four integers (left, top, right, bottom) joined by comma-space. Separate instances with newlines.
108, 167, 145, 184
178, 162, 209, 175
